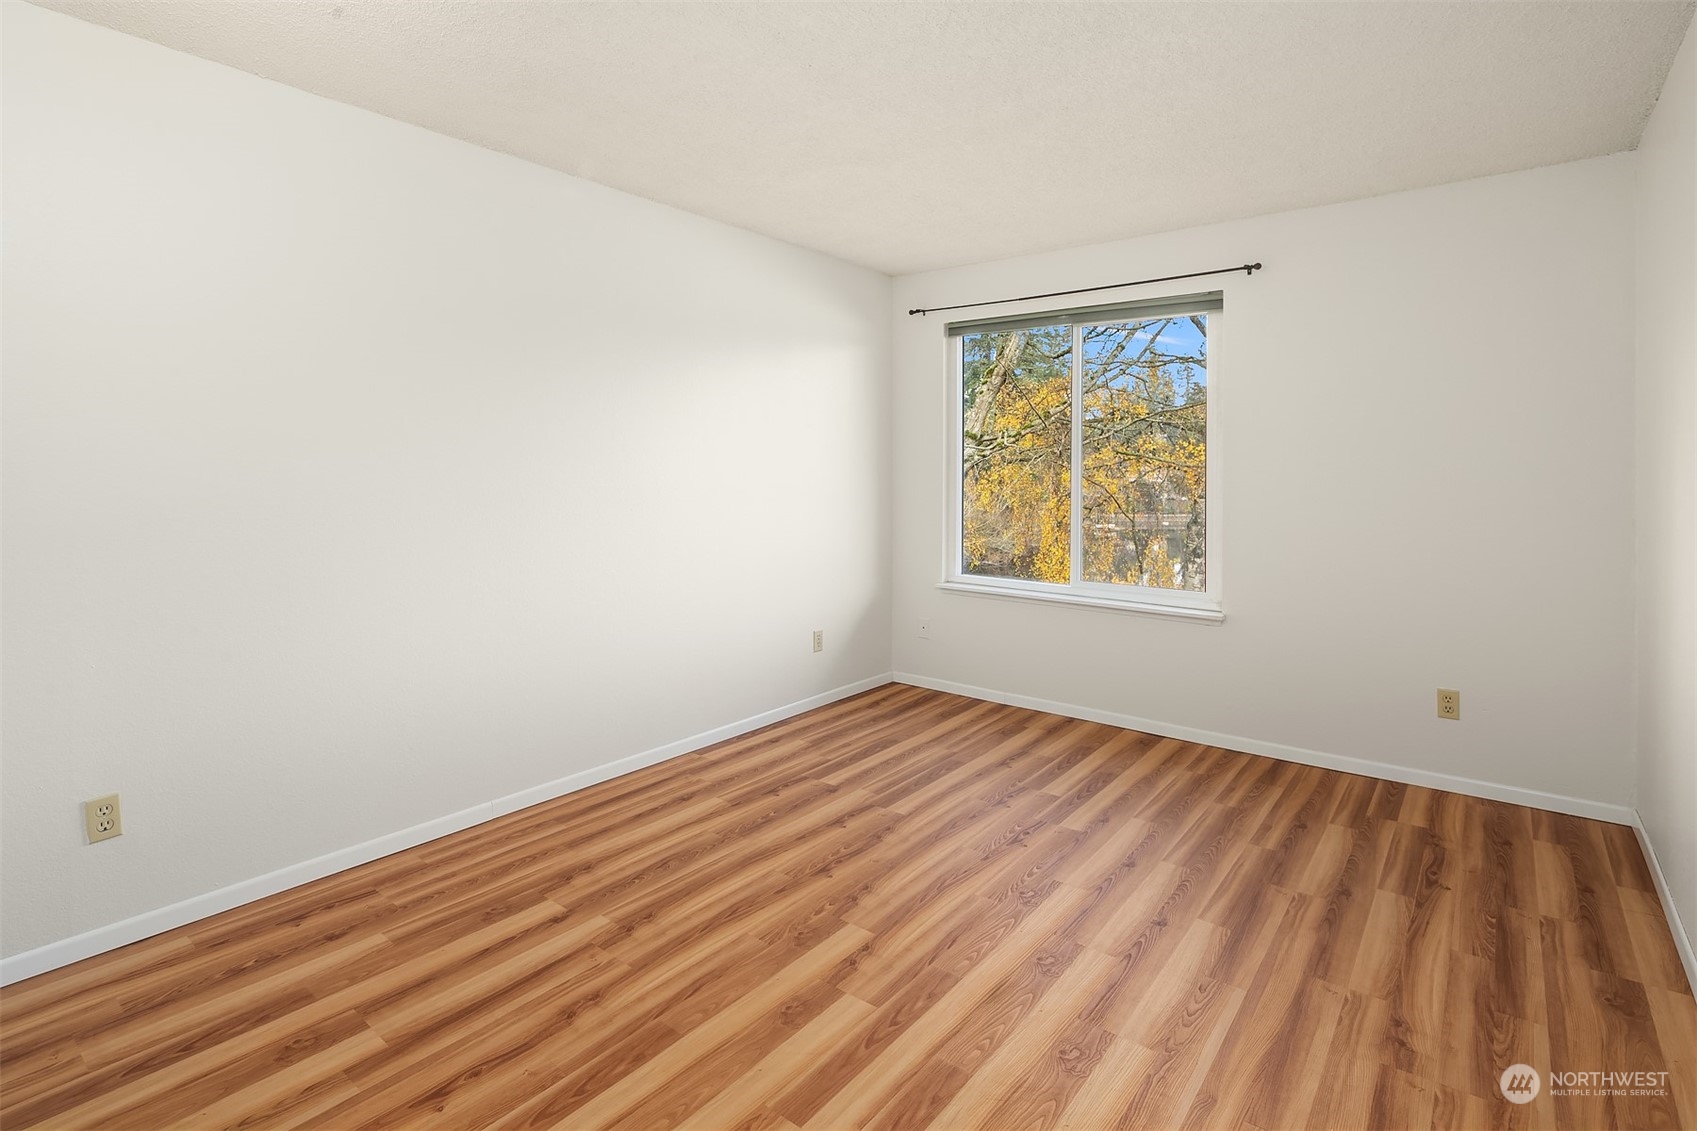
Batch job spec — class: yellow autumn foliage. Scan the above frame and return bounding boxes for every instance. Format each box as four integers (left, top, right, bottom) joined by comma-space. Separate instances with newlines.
962, 318, 1206, 591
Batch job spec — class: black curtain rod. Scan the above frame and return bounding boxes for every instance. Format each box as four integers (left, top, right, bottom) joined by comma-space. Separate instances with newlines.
907, 262, 1262, 316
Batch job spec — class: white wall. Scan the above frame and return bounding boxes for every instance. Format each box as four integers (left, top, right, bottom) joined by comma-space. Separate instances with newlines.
893, 156, 1639, 812
1635, 21, 1696, 952
0, 3, 891, 960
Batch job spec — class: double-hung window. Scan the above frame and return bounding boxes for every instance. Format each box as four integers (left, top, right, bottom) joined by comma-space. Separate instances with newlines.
945, 291, 1223, 620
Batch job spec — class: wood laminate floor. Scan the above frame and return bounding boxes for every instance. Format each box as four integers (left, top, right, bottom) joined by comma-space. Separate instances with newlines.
2, 684, 1693, 1130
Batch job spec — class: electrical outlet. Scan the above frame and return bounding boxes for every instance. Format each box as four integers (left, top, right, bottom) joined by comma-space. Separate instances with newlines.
812, 629, 824, 653
84, 794, 122, 843
1436, 689, 1461, 721
917, 620, 931, 639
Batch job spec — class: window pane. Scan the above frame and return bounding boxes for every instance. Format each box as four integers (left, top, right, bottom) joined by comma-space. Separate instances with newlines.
961, 325, 1071, 583
1080, 315, 1207, 590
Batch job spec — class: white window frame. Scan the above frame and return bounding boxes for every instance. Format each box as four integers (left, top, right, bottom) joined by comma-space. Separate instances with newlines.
940, 295, 1225, 623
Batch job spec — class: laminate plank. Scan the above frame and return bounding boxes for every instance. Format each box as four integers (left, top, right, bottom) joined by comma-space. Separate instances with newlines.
781, 884, 1096, 1130
601, 979, 845, 1131
918, 946, 1125, 1129
90, 1013, 384, 1131
377, 933, 790, 1128
1, 686, 1690, 1131
1055, 1035, 1159, 1130
1101, 927, 1245, 1130
1213, 977, 1344, 1131
1190, 894, 1344, 1131
1304, 986, 1393, 1130
675, 991, 877, 1131
1647, 983, 1697, 1123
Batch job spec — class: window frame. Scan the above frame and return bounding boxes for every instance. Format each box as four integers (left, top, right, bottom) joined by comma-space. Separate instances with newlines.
940, 294, 1225, 623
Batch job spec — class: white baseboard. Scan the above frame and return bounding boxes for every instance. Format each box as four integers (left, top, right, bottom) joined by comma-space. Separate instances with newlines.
891, 672, 1638, 827
486, 672, 892, 817
0, 672, 895, 987
0, 803, 495, 989
1631, 816, 1697, 993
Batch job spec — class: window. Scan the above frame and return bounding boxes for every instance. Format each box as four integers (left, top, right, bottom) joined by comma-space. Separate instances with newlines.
946, 292, 1222, 620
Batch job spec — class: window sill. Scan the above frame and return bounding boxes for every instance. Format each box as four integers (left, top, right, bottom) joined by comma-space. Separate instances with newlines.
936, 579, 1225, 624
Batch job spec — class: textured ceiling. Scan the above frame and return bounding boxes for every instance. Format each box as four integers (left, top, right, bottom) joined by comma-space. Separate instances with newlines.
26, 0, 1697, 275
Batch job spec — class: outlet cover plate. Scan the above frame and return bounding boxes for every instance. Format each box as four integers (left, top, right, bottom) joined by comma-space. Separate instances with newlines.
84, 793, 122, 843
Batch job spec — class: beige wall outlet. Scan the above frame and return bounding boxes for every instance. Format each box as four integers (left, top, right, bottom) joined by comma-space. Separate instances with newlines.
1436, 689, 1461, 720
84, 794, 122, 843
812, 629, 824, 653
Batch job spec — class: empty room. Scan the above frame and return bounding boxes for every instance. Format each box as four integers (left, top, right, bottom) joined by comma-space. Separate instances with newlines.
1, 1, 1694, 1128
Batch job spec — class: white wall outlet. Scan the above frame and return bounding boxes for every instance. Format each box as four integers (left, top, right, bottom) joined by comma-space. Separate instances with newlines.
84, 793, 122, 843
812, 629, 824, 653
1436, 688, 1461, 720
917, 620, 931, 639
